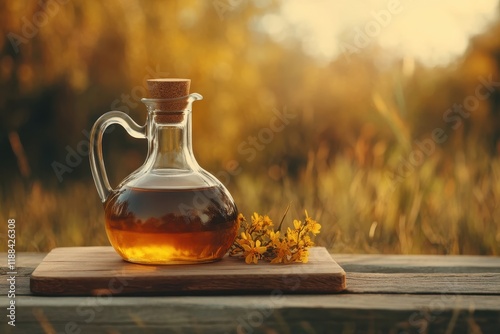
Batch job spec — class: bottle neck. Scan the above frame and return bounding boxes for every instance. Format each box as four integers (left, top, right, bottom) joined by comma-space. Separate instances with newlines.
147, 112, 197, 171
141, 93, 202, 173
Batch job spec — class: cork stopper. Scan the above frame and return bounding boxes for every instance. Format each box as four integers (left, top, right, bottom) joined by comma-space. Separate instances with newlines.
146, 79, 191, 123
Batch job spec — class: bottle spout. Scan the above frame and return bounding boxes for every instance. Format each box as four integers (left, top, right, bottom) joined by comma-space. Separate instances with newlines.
189, 93, 203, 102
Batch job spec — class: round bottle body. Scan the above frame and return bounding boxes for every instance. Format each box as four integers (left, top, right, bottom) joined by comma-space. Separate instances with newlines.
104, 185, 239, 264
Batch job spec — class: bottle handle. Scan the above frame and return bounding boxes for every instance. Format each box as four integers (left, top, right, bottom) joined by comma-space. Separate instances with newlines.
89, 111, 146, 202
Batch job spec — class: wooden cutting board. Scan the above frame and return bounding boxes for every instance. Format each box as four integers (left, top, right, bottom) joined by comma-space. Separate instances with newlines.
30, 246, 346, 296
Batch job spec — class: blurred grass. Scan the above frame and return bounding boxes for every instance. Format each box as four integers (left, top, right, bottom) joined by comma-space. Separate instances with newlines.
2, 145, 499, 255
235, 144, 500, 255
0, 181, 108, 252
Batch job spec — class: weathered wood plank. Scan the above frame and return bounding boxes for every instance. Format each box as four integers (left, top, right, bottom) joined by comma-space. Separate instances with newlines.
336, 254, 500, 273
0, 252, 46, 276
30, 247, 346, 295
1, 251, 500, 332
344, 273, 500, 294
2, 252, 500, 296
4, 252, 500, 274
1, 294, 499, 334
4, 272, 500, 297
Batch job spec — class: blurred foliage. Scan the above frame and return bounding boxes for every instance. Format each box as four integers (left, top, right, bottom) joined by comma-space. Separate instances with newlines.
0, 0, 499, 254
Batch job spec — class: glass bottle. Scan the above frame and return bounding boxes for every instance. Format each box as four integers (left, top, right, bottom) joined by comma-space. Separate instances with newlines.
89, 79, 239, 264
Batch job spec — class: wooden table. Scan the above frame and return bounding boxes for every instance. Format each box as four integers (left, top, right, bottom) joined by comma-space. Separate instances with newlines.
1, 252, 499, 333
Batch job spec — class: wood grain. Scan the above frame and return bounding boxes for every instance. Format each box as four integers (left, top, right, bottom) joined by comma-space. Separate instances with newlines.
29, 247, 346, 296
336, 254, 500, 273
344, 272, 500, 294
2, 252, 500, 296
1, 251, 499, 333
2, 294, 499, 334
5, 272, 500, 297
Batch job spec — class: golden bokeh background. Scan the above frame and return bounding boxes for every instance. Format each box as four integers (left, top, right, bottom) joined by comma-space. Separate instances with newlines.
1, 0, 499, 254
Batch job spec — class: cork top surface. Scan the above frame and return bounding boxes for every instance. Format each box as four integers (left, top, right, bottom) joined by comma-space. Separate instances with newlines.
145, 79, 191, 123
147, 79, 190, 99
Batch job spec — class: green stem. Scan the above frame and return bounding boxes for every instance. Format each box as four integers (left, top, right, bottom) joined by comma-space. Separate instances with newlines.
277, 202, 291, 232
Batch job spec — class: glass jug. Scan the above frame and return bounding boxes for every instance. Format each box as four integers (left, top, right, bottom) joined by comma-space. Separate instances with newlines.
89, 79, 239, 264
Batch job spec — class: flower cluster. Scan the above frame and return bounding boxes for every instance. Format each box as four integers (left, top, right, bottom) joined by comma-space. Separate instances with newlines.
229, 211, 321, 264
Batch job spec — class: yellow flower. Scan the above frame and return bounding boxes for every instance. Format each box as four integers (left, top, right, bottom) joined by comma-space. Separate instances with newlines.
305, 219, 321, 235
271, 239, 292, 264
268, 230, 280, 243
242, 239, 267, 264
293, 219, 302, 230
239, 231, 252, 244
310, 222, 321, 235
300, 235, 315, 248
262, 215, 273, 228
230, 210, 321, 265
251, 212, 270, 231
286, 227, 298, 244
292, 248, 309, 263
